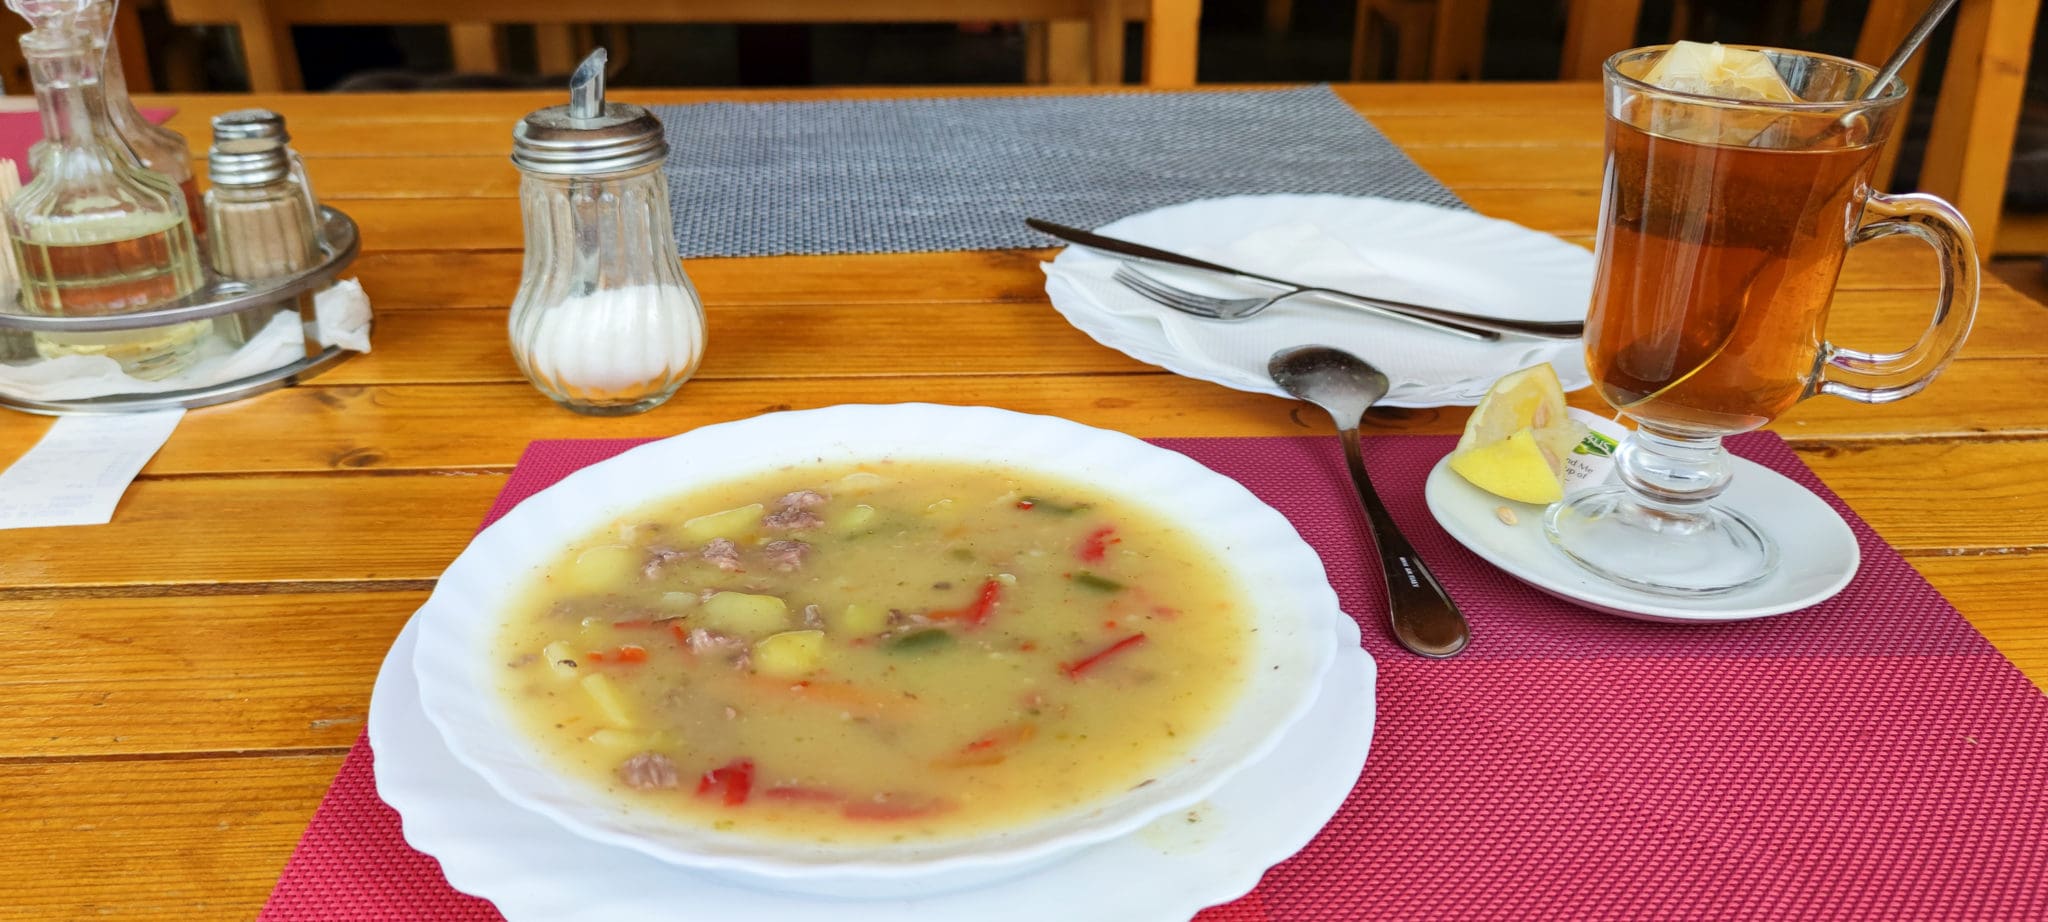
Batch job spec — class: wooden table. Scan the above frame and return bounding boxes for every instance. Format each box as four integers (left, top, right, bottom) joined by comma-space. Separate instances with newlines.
1, 84, 2043, 919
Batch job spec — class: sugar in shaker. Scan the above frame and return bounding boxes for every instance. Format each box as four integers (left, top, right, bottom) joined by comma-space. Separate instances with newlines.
507, 49, 705, 416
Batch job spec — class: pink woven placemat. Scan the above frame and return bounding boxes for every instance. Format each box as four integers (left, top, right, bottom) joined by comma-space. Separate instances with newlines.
262, 432, 2048, 920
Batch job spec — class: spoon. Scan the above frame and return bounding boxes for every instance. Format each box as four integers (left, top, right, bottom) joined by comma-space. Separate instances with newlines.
1865, 0, 1959, 99
1269, 346, 1470, 658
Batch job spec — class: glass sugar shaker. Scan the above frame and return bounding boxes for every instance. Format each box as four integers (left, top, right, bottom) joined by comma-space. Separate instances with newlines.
507, 49, 705, 416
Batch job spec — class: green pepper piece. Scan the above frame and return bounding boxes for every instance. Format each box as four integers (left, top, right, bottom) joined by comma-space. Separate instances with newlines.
1071, 571, 1124, 593
887, 628, 956, 653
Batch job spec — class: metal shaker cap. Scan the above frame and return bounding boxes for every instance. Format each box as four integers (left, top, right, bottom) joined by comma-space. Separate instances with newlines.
212, 108, 291, 145
209, 109, 292, 185
511, 49, 667, 176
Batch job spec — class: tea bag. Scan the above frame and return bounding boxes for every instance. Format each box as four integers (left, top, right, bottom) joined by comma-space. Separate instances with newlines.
1639, 41, 1801, 147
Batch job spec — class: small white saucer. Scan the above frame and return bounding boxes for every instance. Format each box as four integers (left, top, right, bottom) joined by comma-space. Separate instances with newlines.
1423, 455, 1860, 623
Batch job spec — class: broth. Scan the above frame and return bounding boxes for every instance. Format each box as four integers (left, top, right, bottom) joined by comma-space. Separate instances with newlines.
493, 458, 1251, 844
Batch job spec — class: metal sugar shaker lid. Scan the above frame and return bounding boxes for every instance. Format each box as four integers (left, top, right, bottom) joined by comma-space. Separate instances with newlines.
511, 49, 668, 176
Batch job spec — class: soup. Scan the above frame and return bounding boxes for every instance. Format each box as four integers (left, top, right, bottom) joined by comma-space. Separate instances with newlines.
494, 459, 1252, 843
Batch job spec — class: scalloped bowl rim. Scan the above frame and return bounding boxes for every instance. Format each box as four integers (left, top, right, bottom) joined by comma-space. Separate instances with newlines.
411, 403, 1341, 884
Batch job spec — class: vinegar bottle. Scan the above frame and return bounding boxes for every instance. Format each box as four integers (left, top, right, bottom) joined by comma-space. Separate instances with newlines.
5, 0, 207, 380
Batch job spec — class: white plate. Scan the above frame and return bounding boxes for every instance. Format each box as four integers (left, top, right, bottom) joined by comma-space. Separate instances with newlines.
372, 614, 1378, 921
411, 404, 1340, 894
1423, 455, 1861, 622
1042, 194, 1594, 407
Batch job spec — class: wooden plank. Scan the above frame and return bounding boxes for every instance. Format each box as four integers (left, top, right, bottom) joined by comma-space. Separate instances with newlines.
0, 592, 417, 757
1371, 112, 1606, 150
321, 300, 1159, 385
0, 353, 2026, 481
170, 0, 1175, 25
318, 286, 2048, 389
1792, 440, 2048, 553
1143, 0, 1200, 87
1559, 0, 1642, 80
0, 473, 506, 594
143, 82, 1600, 136
0, 755, 336, 921
1909, 554, 2048, 694
1092, 0, 1125, 85
0, 406, 2041, 597
448, 23, 505, 75
352, 249, 1059, 308
1918, 0, 2041, 256
339, 238, 1975, 314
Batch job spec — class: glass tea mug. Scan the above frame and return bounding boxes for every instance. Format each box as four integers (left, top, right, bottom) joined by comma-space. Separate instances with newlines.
1545, 46, 1978, 596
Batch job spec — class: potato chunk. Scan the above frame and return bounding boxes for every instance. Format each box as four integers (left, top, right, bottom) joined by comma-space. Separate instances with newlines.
700, 591, 790, 636
753, 630, 826, 678
835, 602, 889, 636
567, 545, 640, 592
679, 503, 765, 543
835, 503, 878, 535
580, 674, 634, 727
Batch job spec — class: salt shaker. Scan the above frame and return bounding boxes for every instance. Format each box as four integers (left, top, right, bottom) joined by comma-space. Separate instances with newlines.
508, 49, 705, 415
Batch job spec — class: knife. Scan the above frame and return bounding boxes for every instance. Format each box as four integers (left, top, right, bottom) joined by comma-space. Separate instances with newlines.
1025, 218, 1586, 340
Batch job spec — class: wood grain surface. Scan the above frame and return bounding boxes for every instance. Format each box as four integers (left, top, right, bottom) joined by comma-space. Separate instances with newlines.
0, 83, 2041, 921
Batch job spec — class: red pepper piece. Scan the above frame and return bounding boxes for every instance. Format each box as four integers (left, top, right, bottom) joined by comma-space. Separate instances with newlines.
1077, 526, 1118, 563
1061, 633, 1147, 680
615, 644, 648, 664
941, 723, 1039, 768
1016, 500, 1035, 510
670, 623, 691, 646
929, 578, 1003, 627
695, 759, 755, 807
611, 619, 652, 629
762, 785, 844, 804
585, 650, 605, 663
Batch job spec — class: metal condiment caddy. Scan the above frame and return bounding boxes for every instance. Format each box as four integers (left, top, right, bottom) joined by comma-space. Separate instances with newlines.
0, 206, 363, 415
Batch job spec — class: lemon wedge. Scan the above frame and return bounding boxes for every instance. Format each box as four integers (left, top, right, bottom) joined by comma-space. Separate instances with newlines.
1642, 41, 1798, 103
1448, 363, 1587, 505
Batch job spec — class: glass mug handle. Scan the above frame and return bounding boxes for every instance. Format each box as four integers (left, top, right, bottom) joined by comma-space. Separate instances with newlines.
1816, 191, 1981, 404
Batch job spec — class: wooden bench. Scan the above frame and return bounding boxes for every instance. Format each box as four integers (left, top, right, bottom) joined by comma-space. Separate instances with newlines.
163, 0, 1201, 92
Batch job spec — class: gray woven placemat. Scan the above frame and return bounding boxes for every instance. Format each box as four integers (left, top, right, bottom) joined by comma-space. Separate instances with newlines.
654, 86, 1464, 258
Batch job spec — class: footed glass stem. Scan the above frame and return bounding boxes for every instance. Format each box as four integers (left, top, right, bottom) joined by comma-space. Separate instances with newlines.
1544, 426, 1779, 596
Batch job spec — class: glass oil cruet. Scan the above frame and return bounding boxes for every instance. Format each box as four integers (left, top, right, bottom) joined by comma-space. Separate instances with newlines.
5, 0, 206, 379
507, 49, 706, 416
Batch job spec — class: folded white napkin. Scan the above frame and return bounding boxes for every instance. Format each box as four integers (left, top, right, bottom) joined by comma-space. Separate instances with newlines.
1042, 207, 1591, 407
0, 278, 374, 402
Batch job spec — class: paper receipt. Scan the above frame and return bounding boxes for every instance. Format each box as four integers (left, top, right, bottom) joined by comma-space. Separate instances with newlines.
0, 409, 183, 530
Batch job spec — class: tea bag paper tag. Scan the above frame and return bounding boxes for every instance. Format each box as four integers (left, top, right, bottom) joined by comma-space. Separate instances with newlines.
0, 409, 183, 530
1561, 407, 1631, 491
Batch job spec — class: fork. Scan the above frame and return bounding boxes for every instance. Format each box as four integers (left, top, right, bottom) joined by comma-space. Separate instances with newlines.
1109, 265, 1585, 342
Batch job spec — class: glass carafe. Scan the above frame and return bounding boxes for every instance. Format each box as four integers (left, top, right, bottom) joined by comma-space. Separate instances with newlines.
5, 0, 206, 380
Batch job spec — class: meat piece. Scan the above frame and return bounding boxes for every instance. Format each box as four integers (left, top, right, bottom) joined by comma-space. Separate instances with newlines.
699, 538, 745, 572
615, 752, 679, 790
762, 490, 828, 531
761, 507, 822, 531
641, 545, 690, 579
801, 603, 825, 629
763, 540, 812, 572
775, 490, 829, 511
686, 628, 754, 670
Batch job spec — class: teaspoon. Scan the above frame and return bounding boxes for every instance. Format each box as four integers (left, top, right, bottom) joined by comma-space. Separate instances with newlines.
1270, 346, 1470, 658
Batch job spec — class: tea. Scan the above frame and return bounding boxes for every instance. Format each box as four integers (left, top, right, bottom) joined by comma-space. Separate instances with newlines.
1585, 117, 1881, 434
